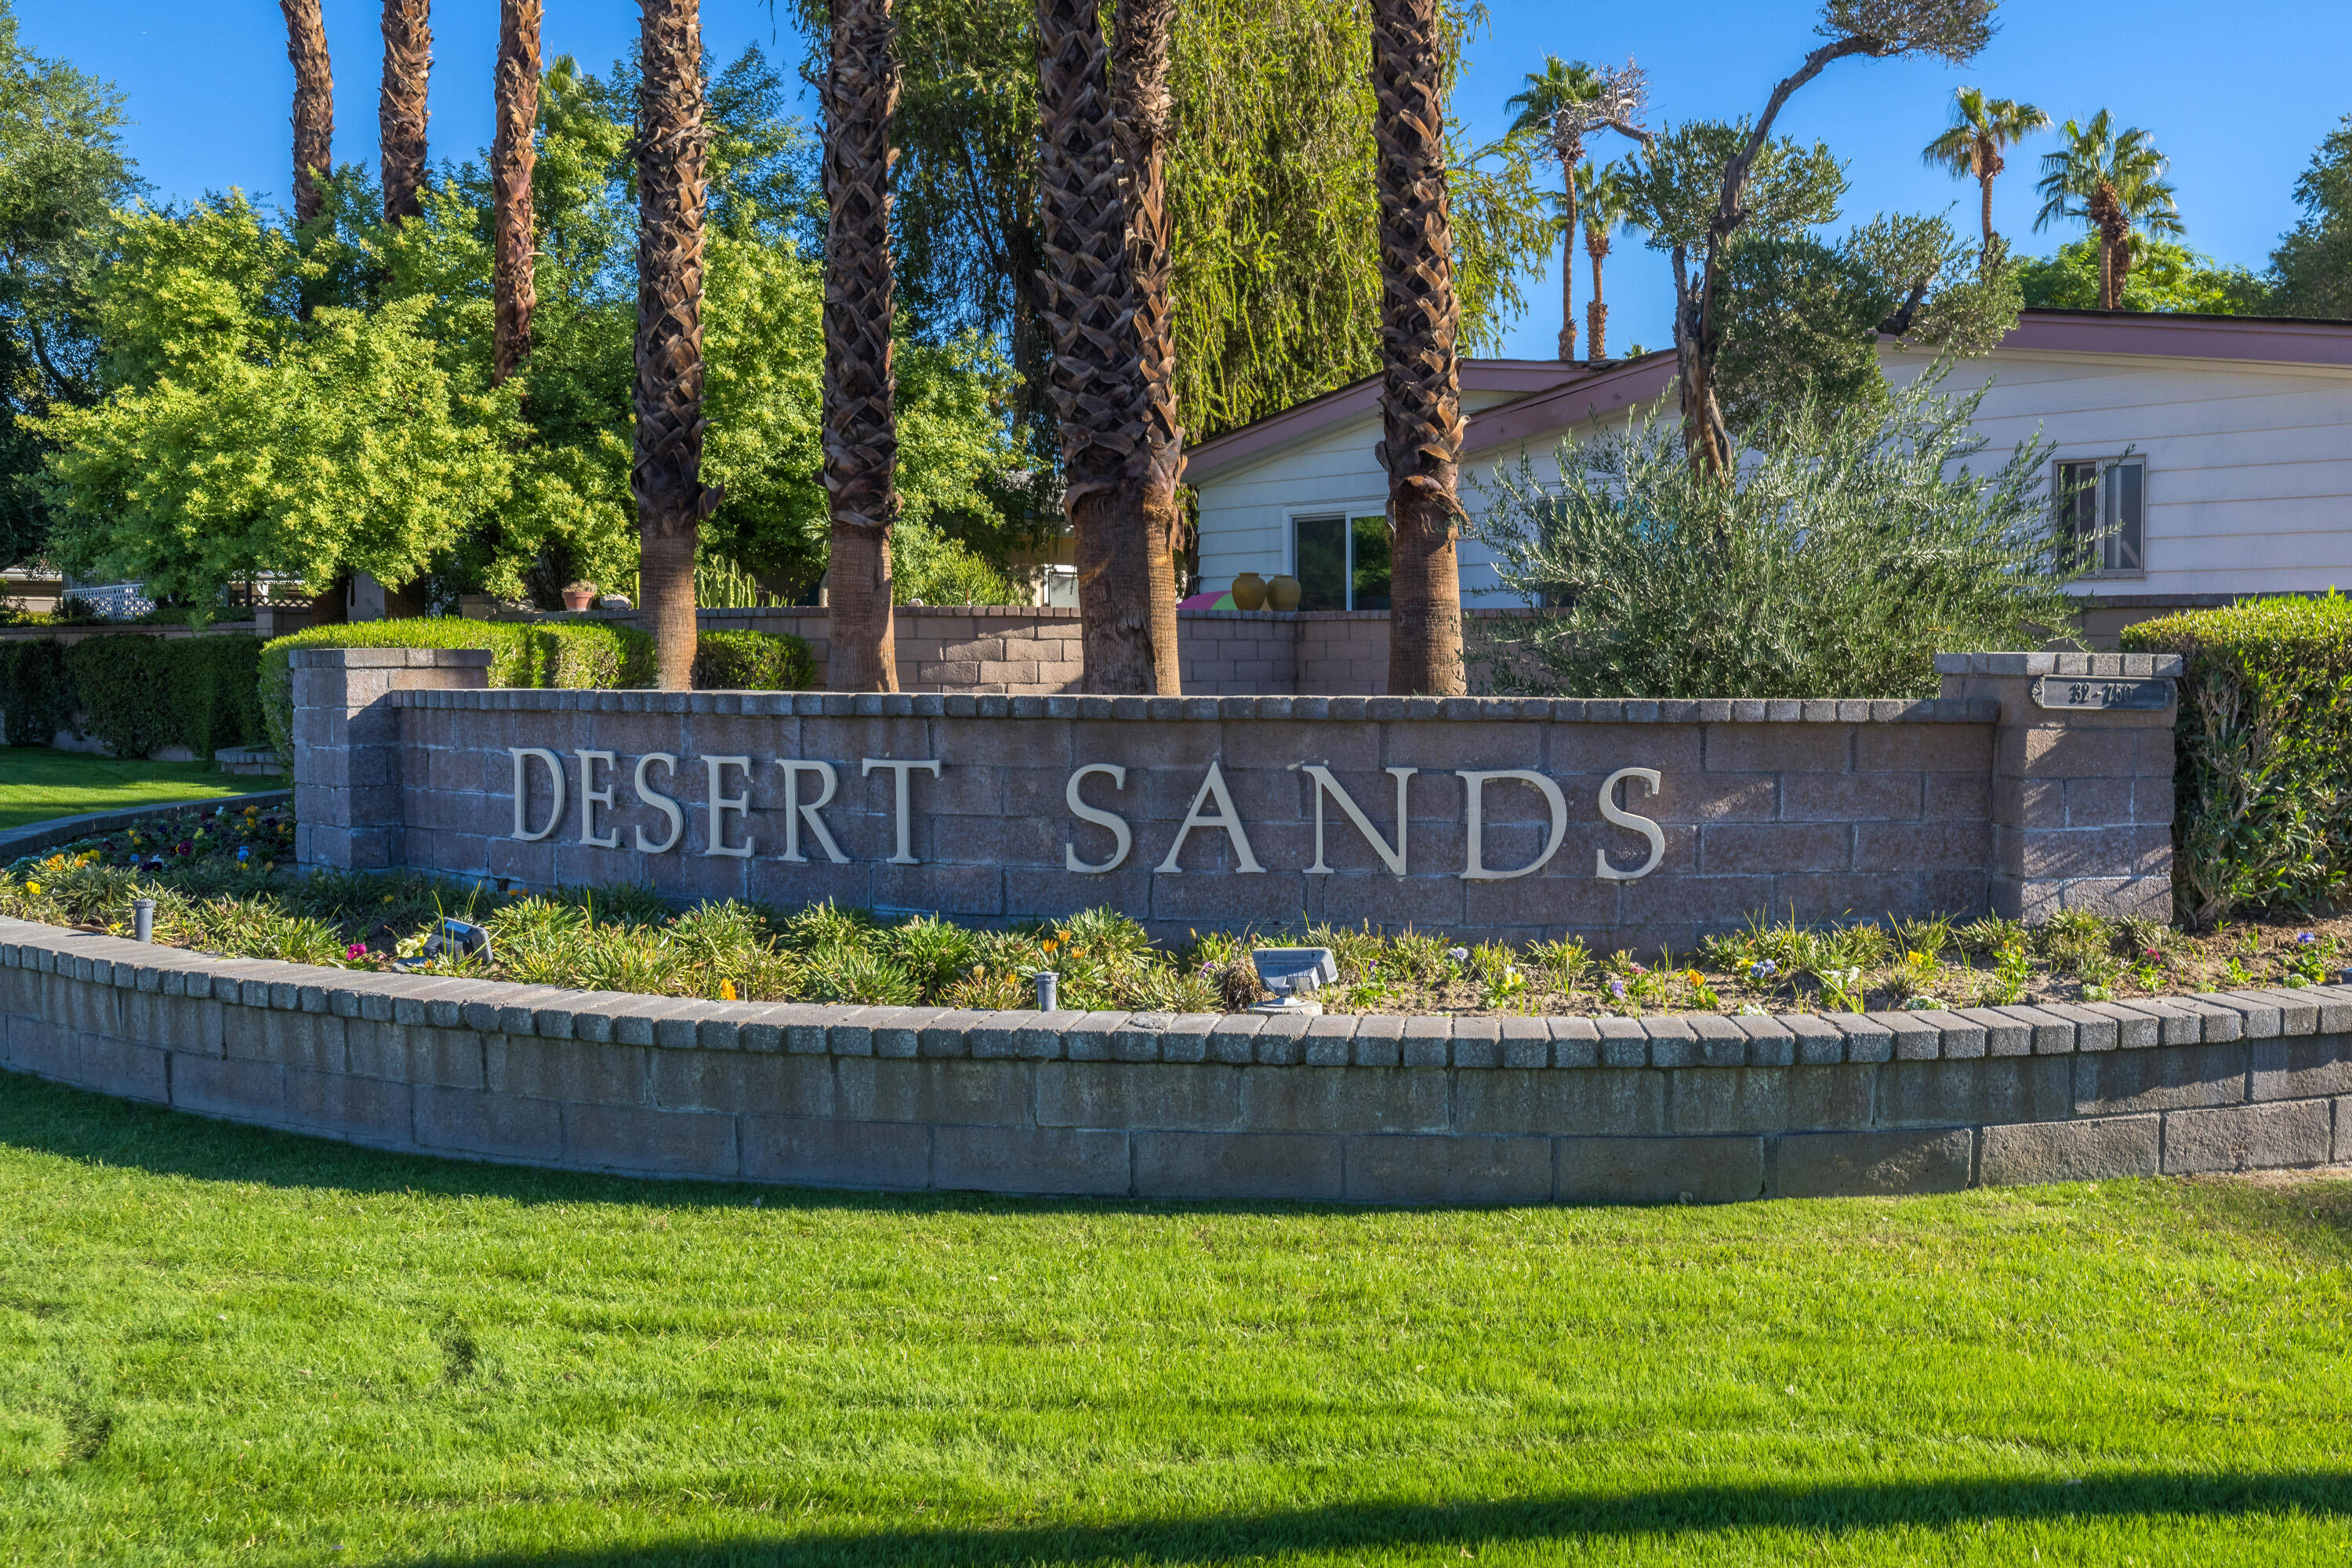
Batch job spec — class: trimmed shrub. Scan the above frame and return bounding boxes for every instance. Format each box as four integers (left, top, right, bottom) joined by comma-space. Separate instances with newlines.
691, 629, 817, 691
259, 618, 658, 764
2123, 593, 2352, 925
65, 636, 178, 757
0, 637, 71, 746
174, 635, 267, 758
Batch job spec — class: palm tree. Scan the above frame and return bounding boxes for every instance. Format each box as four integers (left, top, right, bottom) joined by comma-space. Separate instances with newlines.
492, 1, 541, 385
634, 0, 716, 691
2034, 110, 2182, 310
1576, 161, 1641, 361
1111, 0, 1183, 695
1920, 86, 2047, 260
280, 0, 332, 229
1504, 56, 1599, 361
379, 2, 430, 227
1036, 0, 1173, 694
1372, 0, 1465, 696
822, 0, 901, 691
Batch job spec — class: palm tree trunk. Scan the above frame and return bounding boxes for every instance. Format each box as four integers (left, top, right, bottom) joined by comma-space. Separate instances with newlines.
1371, 0, 1465, 698
379, 1, 430, 227
281, 0, 332, 228
492, 0, 541, 386
1977, 170, 1995, 261
633, 0, 714, 692
822, 0, 901, 692
1555, 165, 1578, 361
1111, 0, 1183, 694
1036, 0, 1166, 695
1584, 230, 1610, 360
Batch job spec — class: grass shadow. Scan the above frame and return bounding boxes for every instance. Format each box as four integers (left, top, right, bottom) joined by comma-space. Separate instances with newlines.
407, 1473, 2352, 1566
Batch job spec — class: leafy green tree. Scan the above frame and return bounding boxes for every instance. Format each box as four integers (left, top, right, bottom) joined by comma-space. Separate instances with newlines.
2020, 236, 2269, 314
2033, 111, 2181, 311
36, 197, 517, 612
1474, 367, 2085, 699
1919, 86, 2048, 260
2269, 114, 2352, 319
0, 0, 140, 568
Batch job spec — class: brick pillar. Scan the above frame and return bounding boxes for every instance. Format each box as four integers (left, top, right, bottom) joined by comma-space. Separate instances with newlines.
1935, 651, 2182, 922
292, 648, 492, 871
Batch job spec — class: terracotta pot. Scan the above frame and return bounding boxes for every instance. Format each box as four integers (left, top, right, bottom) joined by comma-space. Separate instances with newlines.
561, 582, 597, 612
1229, 572, 1267, 612
1265, 574, 1302, 612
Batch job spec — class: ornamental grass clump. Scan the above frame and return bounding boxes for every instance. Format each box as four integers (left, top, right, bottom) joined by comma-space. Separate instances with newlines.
2122, 592, 2352, 925
1474, 365, 2086, 698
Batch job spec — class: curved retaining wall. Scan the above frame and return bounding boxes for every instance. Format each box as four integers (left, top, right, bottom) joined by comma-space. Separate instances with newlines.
5, 915, 2347, 1203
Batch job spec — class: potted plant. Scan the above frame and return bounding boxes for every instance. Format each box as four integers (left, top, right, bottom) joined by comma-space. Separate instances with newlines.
562, 581, 597, 612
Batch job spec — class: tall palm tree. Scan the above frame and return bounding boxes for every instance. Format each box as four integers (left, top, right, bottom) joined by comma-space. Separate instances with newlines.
822, 0, 901, 691
2034, 110, 2182, 310
492, 0, 541, 385
280, 0, 332, 229
1111, 0, 1183, 695
1576, 160, 1641, 361
1504, 56, 1599, 361
379, 2, 430, 227
634, 0, 716, 691
1372, 0, 1465, 697
1035, 0, 1171, 694
1920, 86, 2047, 260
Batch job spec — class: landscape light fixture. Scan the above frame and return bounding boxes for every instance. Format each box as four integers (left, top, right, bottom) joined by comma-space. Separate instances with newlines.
1250, 947, 1338, 1016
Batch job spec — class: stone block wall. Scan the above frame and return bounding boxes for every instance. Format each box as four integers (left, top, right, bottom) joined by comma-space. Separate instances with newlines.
5, 916, 2347, 1203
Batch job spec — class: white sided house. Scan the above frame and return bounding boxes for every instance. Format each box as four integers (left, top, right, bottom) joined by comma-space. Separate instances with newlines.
1185, 309, 2352, 642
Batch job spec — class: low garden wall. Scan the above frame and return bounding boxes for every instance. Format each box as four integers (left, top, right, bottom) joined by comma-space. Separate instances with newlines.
296, 648, 2179, 946
5, 915, 2347, 1201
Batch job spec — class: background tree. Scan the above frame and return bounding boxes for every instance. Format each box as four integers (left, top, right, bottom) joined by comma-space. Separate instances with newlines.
1635, 0, 1996, 474
0, 0, 138, 569
822, 0, 901, 692
633, 0, 716, 689
1371, 0, 1465, 697
2034, 111, 2180, 310
1112, 0, 1183, 689
379, 1, 430, 227
2269, 114, 2352, 319
1034, 0, 1169, 693
1504, 55, 1598, 360
1576, 159, 1640, 360
492, 0, 539, 384
281, 0, 333, 229
2020, 235, 2267, 314
1920, 86, 2046, 260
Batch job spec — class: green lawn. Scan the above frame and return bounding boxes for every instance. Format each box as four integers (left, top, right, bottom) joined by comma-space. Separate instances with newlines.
2, 1077, 2348, 1566
0, 750, 275, 833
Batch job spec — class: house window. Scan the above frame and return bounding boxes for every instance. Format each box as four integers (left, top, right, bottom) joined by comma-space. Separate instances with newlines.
1290, 513, 1392, 610
2056, 458, 2146, 577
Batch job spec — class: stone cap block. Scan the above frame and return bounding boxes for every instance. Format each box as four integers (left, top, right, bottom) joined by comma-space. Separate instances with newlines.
1933, 649, 2183, 679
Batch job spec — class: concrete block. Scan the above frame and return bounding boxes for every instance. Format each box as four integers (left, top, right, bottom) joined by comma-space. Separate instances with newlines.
933, 1125, 1130, 1196
415, 1085, 564, 1162
485, 1037, 647, 1105
1343, 1134, 1553, 1205
170, 1053, 285, 1120
1595, 1017, 1646, 1068
1823, 1014, 1892, 1063
1784, 1014, 1843, 1066
1776, 1127, 1973, 1198
834, 1057, 1029, 1126
742, 1115, 931, 1189
1133, 1131, 1345, 1201
1733, 1015, 1795, 1068
2249, 1035, 2352, 1103
652, 1051, 834, 1117
1556, 1135, 1766, 1204
284, 1067, 413, 1145
1669, 1065, 1874, 1134
1238, 1066, 1449, 1133
2162, 1100, 2332, 1174
1980, 1115, 2159, 1185
2075, 1042, 2249, 1115
1954, 1008, 2032, 1058
1036, 1061, 1240, 1131
563, 1102, 739, 1178
1452, 1068, 1664, 1136
77, 1036, 168, 1103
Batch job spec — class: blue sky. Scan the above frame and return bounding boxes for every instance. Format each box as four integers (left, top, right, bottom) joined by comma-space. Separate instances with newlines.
20, 1, 2352, 360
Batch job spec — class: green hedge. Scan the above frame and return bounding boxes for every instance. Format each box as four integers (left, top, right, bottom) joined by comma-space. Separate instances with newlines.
0, 633, 264, 757
2122, 592, 2352, 925
690, 628, 818, 691
259, 618, 659, 764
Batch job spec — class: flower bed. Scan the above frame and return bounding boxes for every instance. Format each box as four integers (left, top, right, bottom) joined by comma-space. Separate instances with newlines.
6, 803, 2348, 1018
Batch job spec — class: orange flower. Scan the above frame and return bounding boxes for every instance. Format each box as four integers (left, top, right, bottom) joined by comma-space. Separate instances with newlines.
719, 979, 739, 1001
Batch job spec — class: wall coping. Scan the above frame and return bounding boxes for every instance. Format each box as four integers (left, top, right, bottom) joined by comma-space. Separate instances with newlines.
1933, 652, 2184, 678
5, 913, 2342, 1069
379, 683, 2004, 725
